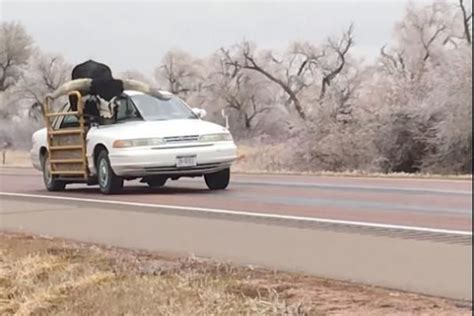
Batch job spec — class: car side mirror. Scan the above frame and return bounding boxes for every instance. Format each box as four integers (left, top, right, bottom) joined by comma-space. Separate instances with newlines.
192, 108, 207, 119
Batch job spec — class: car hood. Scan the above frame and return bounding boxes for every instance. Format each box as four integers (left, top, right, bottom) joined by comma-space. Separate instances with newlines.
95, 119, 229, 139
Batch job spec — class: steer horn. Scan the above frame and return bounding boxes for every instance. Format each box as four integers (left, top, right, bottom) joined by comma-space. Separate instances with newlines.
46, 78, 171, 101
122, 79, 171, 100
46, 79, 92, 100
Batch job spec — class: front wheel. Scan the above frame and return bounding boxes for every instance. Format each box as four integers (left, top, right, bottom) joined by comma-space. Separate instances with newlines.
41, 152, 66, 192
97, 150, 123, 194
204, 168, 230, 190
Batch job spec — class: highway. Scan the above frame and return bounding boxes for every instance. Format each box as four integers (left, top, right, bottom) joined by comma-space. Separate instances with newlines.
0, 167, 472, 300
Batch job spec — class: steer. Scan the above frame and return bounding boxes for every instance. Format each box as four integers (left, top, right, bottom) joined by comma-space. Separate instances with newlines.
46, 60, 170, 122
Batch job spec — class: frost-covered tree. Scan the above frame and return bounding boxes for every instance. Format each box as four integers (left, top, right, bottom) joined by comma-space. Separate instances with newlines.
119, 70, 153, 85
206, 50, 275, 130
362, 0, 472, 173
0, 22, 33, 92
154, 49, 206, 99
221, 25, 355, 121
17, 51, 72, 121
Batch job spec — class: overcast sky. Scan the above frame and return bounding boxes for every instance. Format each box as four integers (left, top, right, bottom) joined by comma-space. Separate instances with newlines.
1, 0, 441, 77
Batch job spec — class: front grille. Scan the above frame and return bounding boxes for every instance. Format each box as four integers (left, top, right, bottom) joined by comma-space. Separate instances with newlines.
164, 135, 199, 144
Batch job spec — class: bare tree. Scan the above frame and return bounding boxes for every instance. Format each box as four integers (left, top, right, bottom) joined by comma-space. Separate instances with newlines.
18, 52, 71, 120
207, 52, 272, 129
119, 70, 153, 85
221, 25, 354, 121
379, 46, 408, 78
0, 22, 33, 92
380, 2, 457, 82
407, 4, 447, 61
222, 43, 308, 120
244, 44, 308, 120
221, 74, 271, 129
154, 49, 206, 98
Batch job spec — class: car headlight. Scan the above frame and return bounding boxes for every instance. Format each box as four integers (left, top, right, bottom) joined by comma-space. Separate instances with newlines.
199, 133, 233, 143
113, 137, 165, 148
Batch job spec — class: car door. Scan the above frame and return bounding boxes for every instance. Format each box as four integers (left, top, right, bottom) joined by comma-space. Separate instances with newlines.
84, 95, 143, 172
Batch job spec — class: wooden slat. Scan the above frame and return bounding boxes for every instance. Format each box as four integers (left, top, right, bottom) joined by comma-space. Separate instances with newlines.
50, 159, 84, 164
46, 111, 79, 117
49, 145, 83, 151
50, 170, 86, 175
48, 129, 83, 136
55, 177, 88, 182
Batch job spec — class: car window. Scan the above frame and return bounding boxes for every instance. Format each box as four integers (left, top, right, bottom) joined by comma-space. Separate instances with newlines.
130, 94, 197, 121
115, 96, 141, 122
60, 112, 79, 128
55, 97, 141, 128
56, 103, 79, 129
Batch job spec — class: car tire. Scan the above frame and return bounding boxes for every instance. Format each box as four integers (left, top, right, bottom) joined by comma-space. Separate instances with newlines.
204, 168, 230, 190
97, 150, 123, 194
41, 152, 66, 192
145, 176, 167, 188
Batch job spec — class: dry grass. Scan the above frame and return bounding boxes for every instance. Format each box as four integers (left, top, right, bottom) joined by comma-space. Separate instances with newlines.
1, 150, 31, 167
234, 144, 472, 180
0, 232, 471, 316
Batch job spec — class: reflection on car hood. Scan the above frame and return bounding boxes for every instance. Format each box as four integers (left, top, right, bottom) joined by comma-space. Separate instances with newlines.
95, 119, 229, 139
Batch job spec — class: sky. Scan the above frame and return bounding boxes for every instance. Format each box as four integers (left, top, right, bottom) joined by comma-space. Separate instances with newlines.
0, 0, 441, 77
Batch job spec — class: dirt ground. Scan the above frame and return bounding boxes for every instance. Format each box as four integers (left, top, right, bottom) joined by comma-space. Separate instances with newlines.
0, 232, 471, 316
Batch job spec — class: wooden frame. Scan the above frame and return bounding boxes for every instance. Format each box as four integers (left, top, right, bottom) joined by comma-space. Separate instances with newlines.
42, 91, 89, 180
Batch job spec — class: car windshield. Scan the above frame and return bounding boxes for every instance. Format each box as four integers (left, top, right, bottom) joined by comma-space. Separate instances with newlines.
130, 94, 197, 121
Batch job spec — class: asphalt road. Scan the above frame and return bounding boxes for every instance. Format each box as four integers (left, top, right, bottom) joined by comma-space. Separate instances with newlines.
0, 167, 472, 300
0, 167, 471, 231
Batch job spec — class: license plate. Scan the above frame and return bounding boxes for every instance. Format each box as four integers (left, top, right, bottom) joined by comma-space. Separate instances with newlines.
176, 155, 197, 168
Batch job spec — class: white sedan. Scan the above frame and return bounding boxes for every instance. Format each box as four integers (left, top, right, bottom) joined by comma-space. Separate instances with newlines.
30, 90, 238, 194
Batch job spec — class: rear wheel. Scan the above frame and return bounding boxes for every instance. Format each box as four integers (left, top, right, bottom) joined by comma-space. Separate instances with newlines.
41, 152, 66, 192
97, 150, 123, 194
204, 168, 230, 190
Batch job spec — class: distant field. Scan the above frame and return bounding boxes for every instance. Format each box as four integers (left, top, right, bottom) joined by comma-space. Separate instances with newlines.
1, 150, 31, 167
0, 232, 471, 315
2, 148, 471, 180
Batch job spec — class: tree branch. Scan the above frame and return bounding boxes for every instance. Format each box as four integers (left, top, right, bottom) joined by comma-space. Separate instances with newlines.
241, 43, 306, 120
320, 24, 354, 100
459, 0, 472, 44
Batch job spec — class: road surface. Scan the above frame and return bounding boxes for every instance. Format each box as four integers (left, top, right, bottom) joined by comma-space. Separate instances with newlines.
0, 167, 472, 300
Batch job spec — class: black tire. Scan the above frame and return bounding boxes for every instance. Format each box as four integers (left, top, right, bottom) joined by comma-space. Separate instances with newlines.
41, 152, 66, 192
96, 150, 123, 194
145, 176, 167, 188
204, 168, 230, 190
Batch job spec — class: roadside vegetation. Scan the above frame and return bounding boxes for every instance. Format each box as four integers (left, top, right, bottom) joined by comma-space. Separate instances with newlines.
0, 232, 471, 315
0, 0, 472, 175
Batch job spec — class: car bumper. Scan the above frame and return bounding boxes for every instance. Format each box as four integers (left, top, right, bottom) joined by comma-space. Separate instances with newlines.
104, 142, 238, 177
30, 148, 41, 171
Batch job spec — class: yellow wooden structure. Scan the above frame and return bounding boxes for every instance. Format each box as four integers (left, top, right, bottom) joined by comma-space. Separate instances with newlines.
42, 91, 89, 181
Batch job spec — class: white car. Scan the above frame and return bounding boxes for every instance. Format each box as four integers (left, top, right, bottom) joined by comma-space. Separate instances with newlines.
30, 90, 238, 194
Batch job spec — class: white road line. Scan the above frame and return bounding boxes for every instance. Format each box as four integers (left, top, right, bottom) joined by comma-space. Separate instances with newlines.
1, 191, 472, 236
